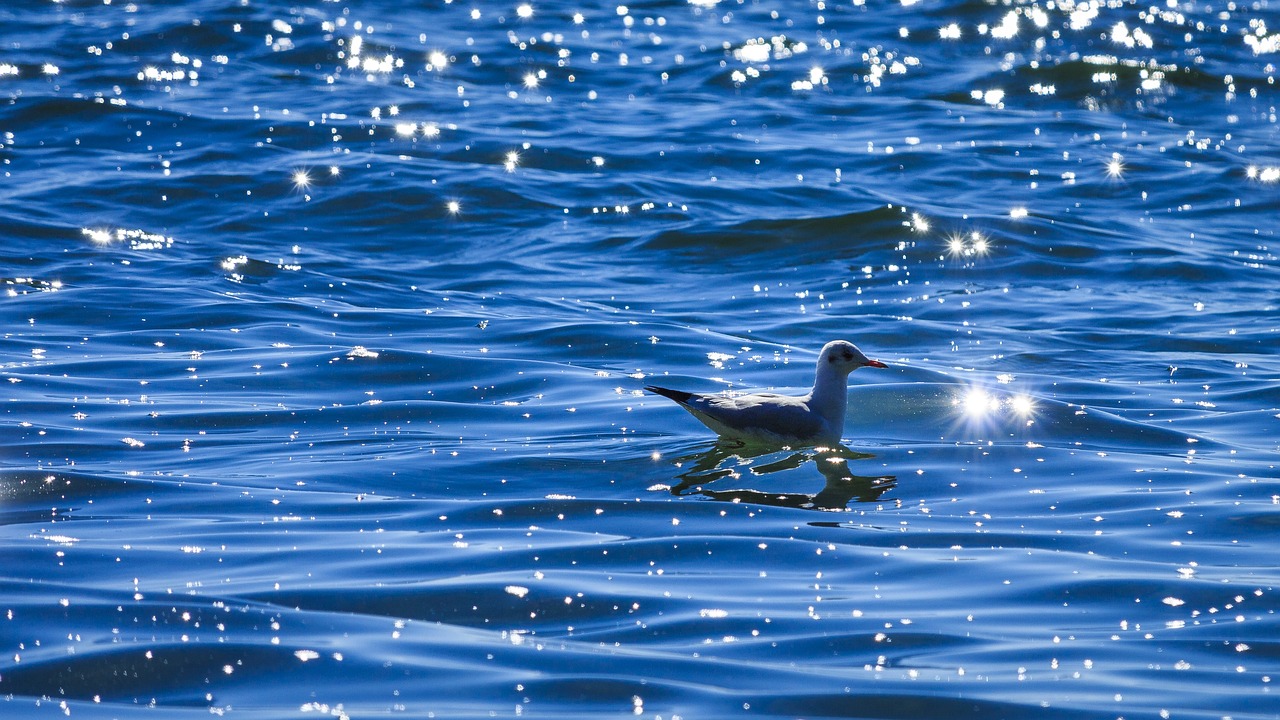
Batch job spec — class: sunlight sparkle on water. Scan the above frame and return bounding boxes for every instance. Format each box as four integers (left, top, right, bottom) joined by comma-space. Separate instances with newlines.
291, 169, 312, 190
734, 41, 771, 64
956, 387, 1037, 427
1106, 153, 1125, 179
504, 151, 520, 173
80, 227, 173, 250
972, 88, 1005, 107
989, 11, 1019, 39
516, 4, 534, 19
523, 72, 540, 89
946, 231, 990, 258
1010, 394, 1035, 417
446, 200, 461, 215
84, 228, 113, 246
1246, 165, 1280, 183
962, 388, 1002, 418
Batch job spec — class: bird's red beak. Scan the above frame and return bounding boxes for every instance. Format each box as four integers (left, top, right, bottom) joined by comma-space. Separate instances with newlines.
866, 359, 888, 368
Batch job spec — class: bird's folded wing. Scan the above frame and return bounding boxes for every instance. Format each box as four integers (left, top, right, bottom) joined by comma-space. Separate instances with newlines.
690, 393, 823, 438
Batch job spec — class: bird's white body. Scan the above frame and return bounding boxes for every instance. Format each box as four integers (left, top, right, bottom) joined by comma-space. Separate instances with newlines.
646, 340, 887, 446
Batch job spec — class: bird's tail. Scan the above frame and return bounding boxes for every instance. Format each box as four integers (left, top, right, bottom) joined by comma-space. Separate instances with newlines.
644, 385, 695, 404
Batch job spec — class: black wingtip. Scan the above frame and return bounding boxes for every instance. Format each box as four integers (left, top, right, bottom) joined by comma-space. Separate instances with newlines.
645, 385, 695, 404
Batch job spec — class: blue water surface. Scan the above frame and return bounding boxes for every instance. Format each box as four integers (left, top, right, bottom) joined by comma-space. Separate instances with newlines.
3, 0, 1279, 717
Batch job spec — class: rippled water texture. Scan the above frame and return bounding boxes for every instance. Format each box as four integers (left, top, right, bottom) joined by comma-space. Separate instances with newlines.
3, 0, 1279, 718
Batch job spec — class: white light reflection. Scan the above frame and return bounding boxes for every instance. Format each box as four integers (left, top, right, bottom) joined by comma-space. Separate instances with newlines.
953, 386, 1038, 431
1247, 165, 1280, 183
945, 231, 991, 258
734, 41, 771, 64
1010, 394, 1035, 417
1244, 28, 1280, 54
84, 228, 113, 246
291, 169, 312, 190
80, 227, 173, 250
962, 387, 1002, 418
1105, 153, 1125, 179
990, 11, 1019, 39
971, 88, 1005, 107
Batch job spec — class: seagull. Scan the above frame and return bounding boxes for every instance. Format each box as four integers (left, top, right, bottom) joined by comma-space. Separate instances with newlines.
645, 340, 888, 446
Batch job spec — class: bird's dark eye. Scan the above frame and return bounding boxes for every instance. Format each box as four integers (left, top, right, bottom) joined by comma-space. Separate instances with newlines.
842, 352, 853, 361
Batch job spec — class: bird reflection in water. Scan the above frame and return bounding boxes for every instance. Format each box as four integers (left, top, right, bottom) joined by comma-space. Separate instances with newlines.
663, 443, 896, 511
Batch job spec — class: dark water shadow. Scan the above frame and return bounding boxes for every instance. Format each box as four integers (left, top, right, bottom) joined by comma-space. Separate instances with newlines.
665, 442, 897, 511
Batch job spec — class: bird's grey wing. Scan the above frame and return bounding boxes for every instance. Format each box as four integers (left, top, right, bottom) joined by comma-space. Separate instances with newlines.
692, 393, 824, 439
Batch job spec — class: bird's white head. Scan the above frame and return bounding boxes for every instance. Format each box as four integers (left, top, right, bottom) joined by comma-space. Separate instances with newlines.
818, 340, 888, 374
